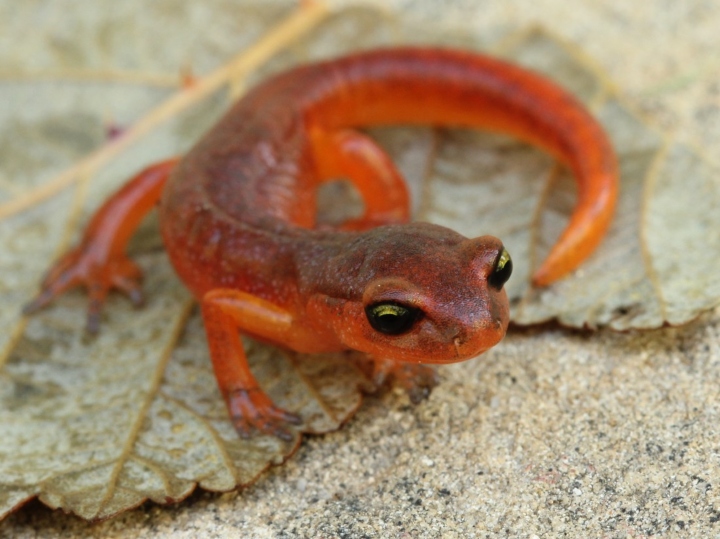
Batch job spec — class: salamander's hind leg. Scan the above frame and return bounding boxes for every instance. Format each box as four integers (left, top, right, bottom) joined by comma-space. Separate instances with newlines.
201, 289, 302, 441
311, 128, 410, 230
23, 158, 179, 333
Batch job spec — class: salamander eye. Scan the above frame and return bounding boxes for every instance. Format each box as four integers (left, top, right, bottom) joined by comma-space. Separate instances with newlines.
488, 248, 512, 290
365, 302, 421, 335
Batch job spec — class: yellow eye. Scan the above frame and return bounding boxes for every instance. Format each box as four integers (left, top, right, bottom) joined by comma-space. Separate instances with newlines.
488, 247, 512, 290
365, 302, 421, 335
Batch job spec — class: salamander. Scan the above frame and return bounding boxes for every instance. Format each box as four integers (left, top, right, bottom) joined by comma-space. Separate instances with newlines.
24, 48, 618, 440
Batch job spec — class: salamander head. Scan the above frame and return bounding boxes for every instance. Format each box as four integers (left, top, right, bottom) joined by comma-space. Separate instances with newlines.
318, 223, 512, 364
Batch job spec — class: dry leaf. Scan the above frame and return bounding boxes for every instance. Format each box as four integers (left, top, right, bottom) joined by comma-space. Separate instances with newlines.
1, 2, 720, 523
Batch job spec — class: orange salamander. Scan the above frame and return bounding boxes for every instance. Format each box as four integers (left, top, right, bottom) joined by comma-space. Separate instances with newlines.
25, 48, 618, 440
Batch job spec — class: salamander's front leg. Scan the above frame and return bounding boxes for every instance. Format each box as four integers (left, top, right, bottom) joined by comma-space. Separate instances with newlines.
311, 128, 410, 229
371, 358, 440, 405
201, 289, 302, 441
24, 158, 179, 332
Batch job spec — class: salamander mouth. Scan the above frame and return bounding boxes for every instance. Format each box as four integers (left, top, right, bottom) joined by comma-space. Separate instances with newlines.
453, 337, 462, 359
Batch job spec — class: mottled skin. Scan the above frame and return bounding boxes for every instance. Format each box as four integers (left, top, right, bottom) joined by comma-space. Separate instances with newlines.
25, 48, 618, 440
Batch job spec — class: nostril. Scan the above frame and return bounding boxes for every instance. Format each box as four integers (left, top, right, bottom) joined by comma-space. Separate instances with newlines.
442, 322, 463, 341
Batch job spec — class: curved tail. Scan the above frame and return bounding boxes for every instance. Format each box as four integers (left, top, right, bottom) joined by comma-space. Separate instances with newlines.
304, 47, 619, 285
